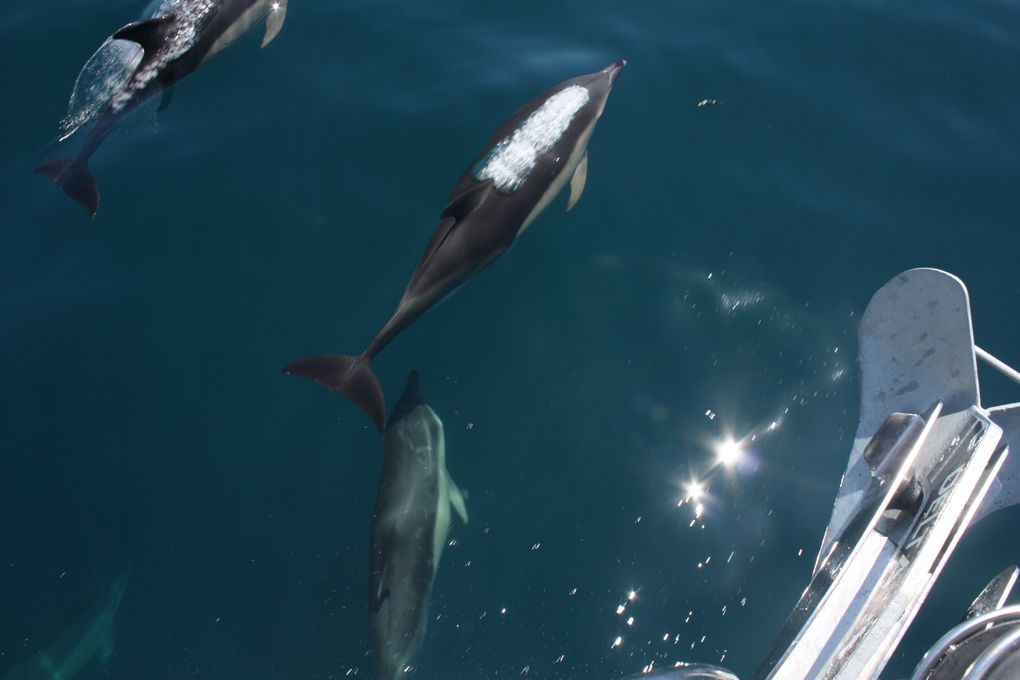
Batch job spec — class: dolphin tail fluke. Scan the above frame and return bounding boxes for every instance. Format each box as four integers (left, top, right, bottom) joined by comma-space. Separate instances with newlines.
34, 158, 100, 219
283, 354, 386, 432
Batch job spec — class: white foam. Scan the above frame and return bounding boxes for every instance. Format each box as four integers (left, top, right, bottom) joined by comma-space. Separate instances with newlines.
475, 85, 590, 193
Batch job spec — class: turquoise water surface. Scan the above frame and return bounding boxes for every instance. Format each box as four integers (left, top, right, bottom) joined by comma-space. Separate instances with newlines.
2, 1, 1020, 678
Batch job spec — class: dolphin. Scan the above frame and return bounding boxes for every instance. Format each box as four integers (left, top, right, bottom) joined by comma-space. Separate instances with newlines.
34, 0, 288, 219
2, 571, 129, 680
369, 372, 468, 680
284, 61, 626, 431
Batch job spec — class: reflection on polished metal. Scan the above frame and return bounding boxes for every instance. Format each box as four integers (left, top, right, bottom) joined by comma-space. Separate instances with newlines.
911, 604, 1020, 680
966, 628, 1020, 679
621, 662, 740, 679
749, 269, 1020, 680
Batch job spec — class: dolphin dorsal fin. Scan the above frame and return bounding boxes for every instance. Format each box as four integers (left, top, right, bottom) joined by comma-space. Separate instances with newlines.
112, 15, 176, 54
389, 371, 423, 424
409, 182, 490, 285
441, 182, 489, 223
566, 150, 588, 212
261, 0, 287, 48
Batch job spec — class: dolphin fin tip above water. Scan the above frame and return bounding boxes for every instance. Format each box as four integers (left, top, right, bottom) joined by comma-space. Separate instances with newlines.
33, 158, 100, 219
283, 353, 386, 432
261, 0, 287, 48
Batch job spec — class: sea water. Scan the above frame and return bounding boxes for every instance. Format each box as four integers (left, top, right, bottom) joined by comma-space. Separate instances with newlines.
2, 1, 1019, 678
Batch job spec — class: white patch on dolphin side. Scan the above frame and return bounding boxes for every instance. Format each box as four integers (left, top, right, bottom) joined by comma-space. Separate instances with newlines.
474, 85, 590, 193
59, 37, 143, 140
110, 0, 218, 113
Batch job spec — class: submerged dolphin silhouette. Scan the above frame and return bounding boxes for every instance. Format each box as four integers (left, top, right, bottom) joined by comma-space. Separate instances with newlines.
285, 61, 626, 431
370, 371, 467, 680
2, 571, 129, 680
34, 0, 287, 219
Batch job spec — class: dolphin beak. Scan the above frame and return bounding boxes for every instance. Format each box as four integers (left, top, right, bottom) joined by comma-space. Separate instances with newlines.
603, 60, 627, 86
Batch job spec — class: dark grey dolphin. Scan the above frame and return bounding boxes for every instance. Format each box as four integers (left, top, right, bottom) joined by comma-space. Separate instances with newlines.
34, 0, 288, 219
370, 372, 468, 680
284, 61, 626, 431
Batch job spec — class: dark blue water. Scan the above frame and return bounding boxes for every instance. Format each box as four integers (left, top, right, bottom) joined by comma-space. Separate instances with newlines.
3, 1, 1020, 678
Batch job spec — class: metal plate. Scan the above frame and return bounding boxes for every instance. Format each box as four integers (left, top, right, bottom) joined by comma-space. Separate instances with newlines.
816, 269, 980, 573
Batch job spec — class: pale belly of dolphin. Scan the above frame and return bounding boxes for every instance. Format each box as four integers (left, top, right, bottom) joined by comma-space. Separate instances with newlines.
518, 119, 597, 237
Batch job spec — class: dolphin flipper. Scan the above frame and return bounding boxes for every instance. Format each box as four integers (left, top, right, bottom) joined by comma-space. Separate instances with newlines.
371, 561, 391, 614
447, 473, 469, 524
566, 150, 588, 211
261, 0, 287, 48
283, 354, 386, 432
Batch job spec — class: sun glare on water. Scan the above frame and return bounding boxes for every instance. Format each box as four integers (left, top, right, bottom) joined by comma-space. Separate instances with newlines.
715, 438, 743, 468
